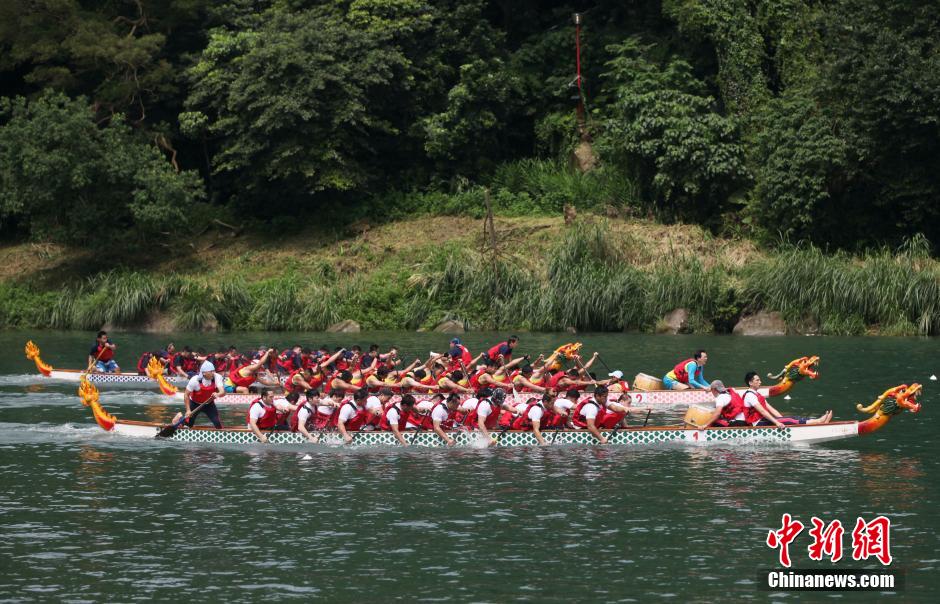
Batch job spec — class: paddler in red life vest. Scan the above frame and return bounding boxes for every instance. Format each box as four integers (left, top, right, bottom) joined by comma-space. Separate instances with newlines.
572, 385, 618, 444
547, 366, 597, 393
487, 335, 518, 363
550, 389, 579, 428
448, 338, 473, 366
183, 361, 226, 428
437, 370, 474, 395
247, 389, 300, 443
88, 330, 119, 373
462, 387, 508, 445
510, 396, 550, 445
741, 372, 832, 426
701, 380, 748, 427
285, 367, 317, 394
663, 350, 710, 390
335, 388, 372, 444
511, 364, 548, 393
428, 393, 460, 446
606, 370, 630, 392
380, 393, 417, 446
277, 345, 304, 373
171, 346, 198, 378
290, 388, 323, 443
226, 348, 274, 393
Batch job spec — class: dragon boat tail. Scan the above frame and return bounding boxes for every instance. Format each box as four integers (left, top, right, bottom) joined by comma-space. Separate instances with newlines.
79, 378, 921, 448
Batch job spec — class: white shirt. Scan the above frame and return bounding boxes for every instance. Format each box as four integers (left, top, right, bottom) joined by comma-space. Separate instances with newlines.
186, 373, 223, 392
714, 392, 745, 421
431, 403, 450, 423
554, 398, 575, 414
476, 400, 494, 418
297, 403, 314, 427
742, 390, 761, 408
366, 396, 382, 413
317, 401, 335, 415
338, 401, 359, 423
459, 397, 479, 413
527, 404, 544, 422
386, 405, 402, 426
579, 398, 601, 420
248, 399, 273, 422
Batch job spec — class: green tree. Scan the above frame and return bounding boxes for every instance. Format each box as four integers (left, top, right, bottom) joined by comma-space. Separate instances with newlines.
600, 38, 748, 223
0, 91, 203, 248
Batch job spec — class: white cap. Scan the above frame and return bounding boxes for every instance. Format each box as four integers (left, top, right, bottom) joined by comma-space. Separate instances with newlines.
200, 360, 216, 373
608, 370, 624, 379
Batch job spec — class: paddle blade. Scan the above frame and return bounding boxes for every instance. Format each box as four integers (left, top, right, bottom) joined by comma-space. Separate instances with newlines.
157, 413, 185, 438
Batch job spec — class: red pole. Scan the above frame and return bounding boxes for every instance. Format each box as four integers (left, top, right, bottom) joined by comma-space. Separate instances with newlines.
574, 13, 584, 133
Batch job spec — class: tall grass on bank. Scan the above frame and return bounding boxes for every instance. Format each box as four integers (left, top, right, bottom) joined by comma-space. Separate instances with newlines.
51, 271, 180, 329
742, 235, 940, 335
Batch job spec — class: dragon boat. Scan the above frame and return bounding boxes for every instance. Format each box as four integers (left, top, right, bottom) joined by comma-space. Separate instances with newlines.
146, 355, 821, 408
78, 377, 920, 448
24, 341, 187, 386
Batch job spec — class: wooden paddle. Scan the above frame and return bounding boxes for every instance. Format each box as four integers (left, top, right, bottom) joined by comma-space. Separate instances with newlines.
642, 408, 652, 427
157, 399, 212, 438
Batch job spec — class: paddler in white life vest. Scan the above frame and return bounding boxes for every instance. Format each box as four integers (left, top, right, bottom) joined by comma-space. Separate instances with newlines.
290, 388, 323, 443
742, 372, 832, 426
663, 350, 710, 390
380, 393, 417, 446
88, 330, 119, 373
183, 361, 226, 428
247, 389, 299, 443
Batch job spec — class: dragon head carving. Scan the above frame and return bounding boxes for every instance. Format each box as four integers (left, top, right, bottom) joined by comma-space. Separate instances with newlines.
856, 383, 922, 435
79, 377, 117, 431
767, 355, 820, 383
24, 340, 53, 376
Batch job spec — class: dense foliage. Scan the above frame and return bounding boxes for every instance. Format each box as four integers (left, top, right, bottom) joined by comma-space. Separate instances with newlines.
0, 0, 937, 250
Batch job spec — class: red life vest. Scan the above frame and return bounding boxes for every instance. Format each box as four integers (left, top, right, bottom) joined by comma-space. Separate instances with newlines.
189, 378, 219, 405
136, 352, 152, 375
511, 401, 546, 430
379, 404, 407, 431
672, 358, 702, 385
572, 397, 606, 428
612, 379, 630, 391
229, 365, 256, 389
332, 401, 367, 431
743, 389, 768, 425
718, 388, 748, 423
417, 374, 436, 393
468, 368, 488, 391
289, 401, 316, 432
487, 342, 512, 361
246, 398, 278, 430
425, 401, 454, 430
463, 398, 498, 430
285, 369, 308, 393
94, 343, 115, 362
548, 371, 568, 390
181, 356, 199, 373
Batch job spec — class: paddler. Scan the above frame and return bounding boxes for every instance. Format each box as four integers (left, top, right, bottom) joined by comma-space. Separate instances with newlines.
701, 380, 748, 427
88, 330, 119, 373
380, 393, 417, 446
335, 388, 370, 444
606, 370, 630, 392
289, 388, 322, 443
511, 396, 550, 445
550, 389, 580, 428
171, 346, 199, 378
742, 372, 832, 426
487, 335, 519, 363
437, 370, 474, 395
247, 388, 299, 443
571, 385, 617, 444
462, 387, 506, 444
429, 393, 460, 446
448, 338, 473, 366
183, 361, 226, 428
663, 350, 710, 390
510, 364, 548, 393
226, 348, 274, 393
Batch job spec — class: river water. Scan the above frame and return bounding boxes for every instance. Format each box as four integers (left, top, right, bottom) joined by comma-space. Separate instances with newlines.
0, 331, 937, 602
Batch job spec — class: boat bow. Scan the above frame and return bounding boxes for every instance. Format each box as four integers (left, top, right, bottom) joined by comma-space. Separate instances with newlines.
24, 340, 53, 376
857, 383, 922, 435
766, 355, 820, 397
79, 378, 117, 431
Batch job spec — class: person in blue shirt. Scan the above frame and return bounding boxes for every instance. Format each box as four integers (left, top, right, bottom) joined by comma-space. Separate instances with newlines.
663, 350, 710, 390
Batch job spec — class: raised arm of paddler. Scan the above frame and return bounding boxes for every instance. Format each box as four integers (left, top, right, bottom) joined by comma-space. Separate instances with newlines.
579, 351, 600, 373
530, 353, 546, 370
318, 348, 346, 371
